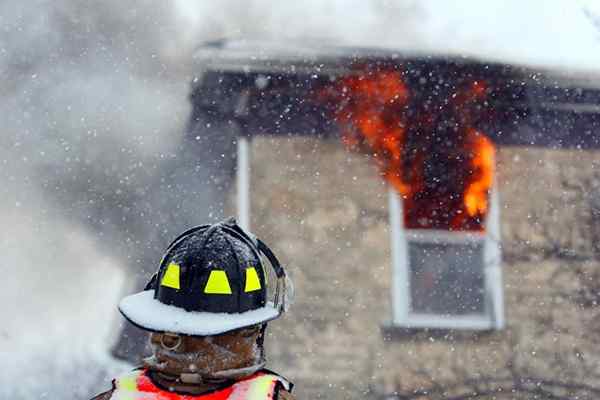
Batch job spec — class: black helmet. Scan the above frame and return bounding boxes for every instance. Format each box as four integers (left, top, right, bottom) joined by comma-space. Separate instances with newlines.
119, 218, 291, 336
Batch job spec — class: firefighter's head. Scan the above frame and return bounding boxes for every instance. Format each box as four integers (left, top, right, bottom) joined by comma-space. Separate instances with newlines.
146, 325, 264, 379
118, 218, 292, 379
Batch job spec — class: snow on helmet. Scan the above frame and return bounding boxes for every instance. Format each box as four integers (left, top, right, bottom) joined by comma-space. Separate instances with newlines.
118, 217, 291, 336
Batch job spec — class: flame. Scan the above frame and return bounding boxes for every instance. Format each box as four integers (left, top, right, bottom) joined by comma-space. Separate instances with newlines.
464, 131, 495, 217
322, 70, 495, 231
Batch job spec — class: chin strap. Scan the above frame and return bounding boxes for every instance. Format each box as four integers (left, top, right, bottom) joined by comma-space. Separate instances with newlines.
145, 356, 266, 384
205, 362, 266, 380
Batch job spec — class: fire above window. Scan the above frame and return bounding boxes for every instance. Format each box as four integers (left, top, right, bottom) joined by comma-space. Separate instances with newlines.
319, 68, 496, 231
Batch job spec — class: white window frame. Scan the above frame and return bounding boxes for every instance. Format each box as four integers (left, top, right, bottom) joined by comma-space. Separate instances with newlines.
389, 186, 504, 330
236, 136, 251, 232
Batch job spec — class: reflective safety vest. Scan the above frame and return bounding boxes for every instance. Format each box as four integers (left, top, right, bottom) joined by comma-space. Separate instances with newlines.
110, 369, 292, 400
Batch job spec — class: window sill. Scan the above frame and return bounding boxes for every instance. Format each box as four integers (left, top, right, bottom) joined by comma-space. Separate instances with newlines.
380, 321, 499, 342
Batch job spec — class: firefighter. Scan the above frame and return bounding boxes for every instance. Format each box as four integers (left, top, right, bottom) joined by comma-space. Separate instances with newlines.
91, 218, 294, 400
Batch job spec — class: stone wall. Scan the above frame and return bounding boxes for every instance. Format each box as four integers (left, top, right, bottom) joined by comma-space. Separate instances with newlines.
229, 136, 600, 399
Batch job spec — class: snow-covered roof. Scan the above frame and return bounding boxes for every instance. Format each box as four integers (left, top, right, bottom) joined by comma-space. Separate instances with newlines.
193, 37, 600, 91
187, 1, 600, 79
193, 38, 438, 75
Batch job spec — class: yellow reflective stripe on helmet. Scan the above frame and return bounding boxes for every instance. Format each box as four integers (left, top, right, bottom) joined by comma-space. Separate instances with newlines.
160, 262, 181, 290
244, 267, 262, 292
204, 270, 232, 294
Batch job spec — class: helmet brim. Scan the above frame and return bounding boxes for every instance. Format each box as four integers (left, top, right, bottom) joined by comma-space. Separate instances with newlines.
118, 290, 281, 336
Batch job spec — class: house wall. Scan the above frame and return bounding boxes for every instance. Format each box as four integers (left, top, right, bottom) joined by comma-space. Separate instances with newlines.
229, 136, 600, 399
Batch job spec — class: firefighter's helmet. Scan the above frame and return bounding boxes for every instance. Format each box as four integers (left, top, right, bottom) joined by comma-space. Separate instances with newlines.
119, 218, 291, 336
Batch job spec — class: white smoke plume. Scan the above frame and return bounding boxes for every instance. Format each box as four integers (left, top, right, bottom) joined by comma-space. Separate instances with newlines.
0, 1, 213, 398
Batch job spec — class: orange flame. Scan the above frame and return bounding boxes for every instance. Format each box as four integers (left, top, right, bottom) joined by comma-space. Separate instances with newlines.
322, 70, 495, 231
464, 132, 495, 217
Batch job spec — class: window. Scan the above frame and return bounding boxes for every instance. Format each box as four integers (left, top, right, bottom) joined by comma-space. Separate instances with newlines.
389, 188, 504, 330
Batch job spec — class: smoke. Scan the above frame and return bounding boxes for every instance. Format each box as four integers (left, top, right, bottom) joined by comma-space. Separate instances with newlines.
0, 1, 224, 397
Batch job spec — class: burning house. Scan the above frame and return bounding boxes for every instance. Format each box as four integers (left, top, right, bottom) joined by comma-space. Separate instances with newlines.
187, 39, 600, 399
